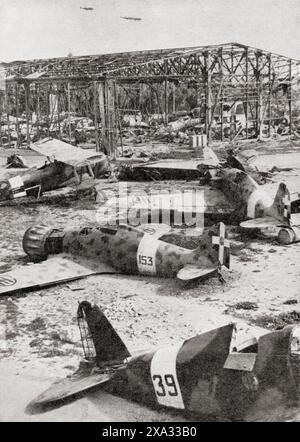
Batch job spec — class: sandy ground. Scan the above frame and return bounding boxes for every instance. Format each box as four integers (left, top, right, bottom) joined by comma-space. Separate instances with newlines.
0, 140, 300, 421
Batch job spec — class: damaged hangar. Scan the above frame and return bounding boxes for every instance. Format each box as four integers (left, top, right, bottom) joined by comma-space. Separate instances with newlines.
0, 42, 300, 155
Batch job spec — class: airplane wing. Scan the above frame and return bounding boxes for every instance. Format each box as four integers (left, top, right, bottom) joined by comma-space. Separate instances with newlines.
177, 265, 217, 281
97, 187, 235, 224
30, 138, 105, 168
0, 255, 117, 296
138, 223, 173, 239
28, 369, 117, 409
240, 217, 288, 229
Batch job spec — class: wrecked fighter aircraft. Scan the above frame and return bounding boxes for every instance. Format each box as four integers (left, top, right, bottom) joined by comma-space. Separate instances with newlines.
202, 147, 300, 244
0, 138, 108, 202
118, 147, 300, 244
0, 222, 230, 296
214, 165, 300, 244
28, 301, 300, 422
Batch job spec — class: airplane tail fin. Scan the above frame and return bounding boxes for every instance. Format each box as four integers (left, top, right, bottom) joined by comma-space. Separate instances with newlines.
77, 301, 131, 366
176, 223, 230, 281
203, 147, 220, 167
270, 182, 291, 225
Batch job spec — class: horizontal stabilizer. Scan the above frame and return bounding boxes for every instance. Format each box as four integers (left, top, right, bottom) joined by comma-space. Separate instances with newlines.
177, 265, 217, 281
0, 255, 117, 296
28, 369, 115, 409
223, 352, 257, 372
240, 216, 286, 230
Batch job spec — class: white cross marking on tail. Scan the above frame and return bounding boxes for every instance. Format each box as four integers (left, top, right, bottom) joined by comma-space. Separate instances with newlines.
212, 223, 230, 266
8, 176, 26, 199
282, 195, 291, 220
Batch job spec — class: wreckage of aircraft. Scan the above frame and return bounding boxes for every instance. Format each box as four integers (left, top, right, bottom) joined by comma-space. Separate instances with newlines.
0, 223, 230, 296
0, 138, 108, 203
28, 301, 300, 421
117, 147, 300, 244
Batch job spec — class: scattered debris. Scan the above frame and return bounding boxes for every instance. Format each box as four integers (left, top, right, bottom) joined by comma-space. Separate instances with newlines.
253, 310, 300, 330
6, 154, 28, 169
283, 300, 298, 305
230, 302, 259, 311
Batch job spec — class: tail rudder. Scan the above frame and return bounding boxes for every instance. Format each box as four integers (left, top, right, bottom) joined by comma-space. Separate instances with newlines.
203, 147, 220, 167
176, 224, 230, 281
77, 301, 131, 366
212, 222, 230, 270
271, 182, 291, 225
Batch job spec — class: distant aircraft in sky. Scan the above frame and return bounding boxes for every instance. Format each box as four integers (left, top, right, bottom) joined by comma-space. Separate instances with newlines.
80, 6, 94, 11
120, 16, 142, 21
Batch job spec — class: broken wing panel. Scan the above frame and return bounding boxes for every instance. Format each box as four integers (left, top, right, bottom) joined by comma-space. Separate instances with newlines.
0, 255, 116, 296
31, 138, 105, 168
240, 216, 287, 229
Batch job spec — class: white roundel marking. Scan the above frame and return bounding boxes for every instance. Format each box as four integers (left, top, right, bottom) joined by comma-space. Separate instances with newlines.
0, 275, 17, 287
151, 342, 185, 409
137, 236, 159, 275
247, 189, 273, 219
8, 176, 26, 199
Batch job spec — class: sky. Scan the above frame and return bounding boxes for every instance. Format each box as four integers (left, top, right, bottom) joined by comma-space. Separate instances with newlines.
0, 0, 299, 62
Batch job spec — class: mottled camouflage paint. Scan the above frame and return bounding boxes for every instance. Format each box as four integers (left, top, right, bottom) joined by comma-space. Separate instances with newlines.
219, 168, 286, 221
0, 156, 108, 201
61, 224, 219, 277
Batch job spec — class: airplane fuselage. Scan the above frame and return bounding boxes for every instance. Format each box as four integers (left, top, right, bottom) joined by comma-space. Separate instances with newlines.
30, 303, 300, 422
96, 323, 300, 421
109, 326, 300, 421
0, 162, 74, 201
220, 168, 275, 220
59, 225, 217, 277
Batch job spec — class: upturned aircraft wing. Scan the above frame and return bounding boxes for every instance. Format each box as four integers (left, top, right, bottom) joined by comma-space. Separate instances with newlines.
30, 138, 105, 168
240, 217, 288, 229
0, 255, 117, 296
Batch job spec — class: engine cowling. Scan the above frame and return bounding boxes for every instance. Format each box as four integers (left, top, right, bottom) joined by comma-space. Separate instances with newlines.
23, 225, 62, 261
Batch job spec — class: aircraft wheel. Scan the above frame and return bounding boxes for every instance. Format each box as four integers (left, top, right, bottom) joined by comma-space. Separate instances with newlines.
23, 225, 55, 261
278, 228, 295, 245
